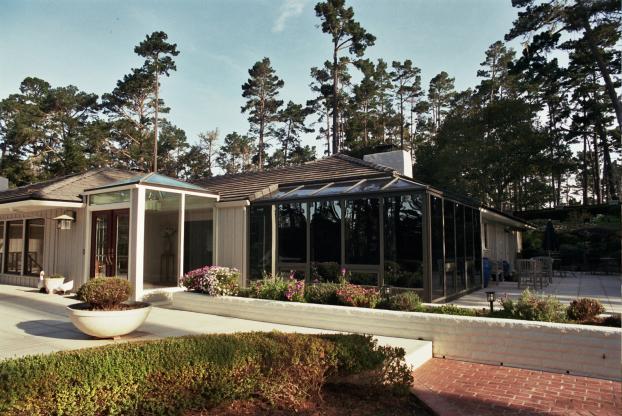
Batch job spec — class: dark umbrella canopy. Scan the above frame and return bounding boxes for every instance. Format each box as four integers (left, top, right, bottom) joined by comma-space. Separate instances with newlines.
542, 220, 559, 253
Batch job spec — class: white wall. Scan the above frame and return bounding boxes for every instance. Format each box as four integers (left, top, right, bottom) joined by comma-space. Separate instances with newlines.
174, 293, 622, 381
214, 205, 248, 284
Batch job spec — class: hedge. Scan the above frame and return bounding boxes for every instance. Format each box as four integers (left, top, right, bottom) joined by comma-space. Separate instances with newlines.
0, 332, 412, 416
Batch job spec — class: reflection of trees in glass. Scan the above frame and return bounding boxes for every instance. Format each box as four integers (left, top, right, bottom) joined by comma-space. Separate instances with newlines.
249, 206, 272, 280
278, 203, 307, 263
444, 200, 456, 295
310, 200, 341, 266
345, 199, 380, 265
431, 196, 445, 298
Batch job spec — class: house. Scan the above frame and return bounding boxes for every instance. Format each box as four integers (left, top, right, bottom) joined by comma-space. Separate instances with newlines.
0, 150, 528, 302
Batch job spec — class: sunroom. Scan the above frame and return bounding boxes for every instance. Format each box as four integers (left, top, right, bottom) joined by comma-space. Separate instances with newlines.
83, 173, 218, 300
247, 176, 483, 303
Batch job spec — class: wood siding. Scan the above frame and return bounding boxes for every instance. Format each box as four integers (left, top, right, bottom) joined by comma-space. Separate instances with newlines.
214, 206, 247, 285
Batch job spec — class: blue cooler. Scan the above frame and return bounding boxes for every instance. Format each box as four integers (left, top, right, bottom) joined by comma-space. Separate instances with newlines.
483, 257, 491, 288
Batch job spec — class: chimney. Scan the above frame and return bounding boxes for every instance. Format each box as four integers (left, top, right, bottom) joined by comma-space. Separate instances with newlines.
363, 150, 413, 178
0, 177, 8, 192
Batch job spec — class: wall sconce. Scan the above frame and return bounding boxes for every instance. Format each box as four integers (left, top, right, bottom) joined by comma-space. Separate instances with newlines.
486, 291, 496, 314
53, 211, 76, 230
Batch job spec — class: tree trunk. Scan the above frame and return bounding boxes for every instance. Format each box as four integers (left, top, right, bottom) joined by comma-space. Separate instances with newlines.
582, 134, 589, 205
591, 131, 601, 204
601, 137, 618, 201
153, 60, 159, 173
332, 44, 339, 154
399, 96, 404, 149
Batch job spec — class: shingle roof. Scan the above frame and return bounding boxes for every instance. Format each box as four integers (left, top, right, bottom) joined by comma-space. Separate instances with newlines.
0, 168, 137, 204
195, 154, 397, 202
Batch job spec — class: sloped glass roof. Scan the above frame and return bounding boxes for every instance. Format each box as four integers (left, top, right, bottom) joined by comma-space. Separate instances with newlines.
86, 172, 209, 193
255, 177, 425, 202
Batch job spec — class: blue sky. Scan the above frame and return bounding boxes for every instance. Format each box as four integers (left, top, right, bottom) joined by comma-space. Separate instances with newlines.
0, 0, 521, 153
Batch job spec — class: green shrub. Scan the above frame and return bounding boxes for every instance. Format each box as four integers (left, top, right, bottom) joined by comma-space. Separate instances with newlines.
304, 283, 342, 305
237, 287, 254, 298
77, 277, 130, 310
424, 304, 477, 316
381, 292, 422, 312
0, 332, 412, 415
500, 289, 566, 322
336, 284, 381, 308
179, 266, 239, 296
251, 274, 290, 300
311, 262, 341, 282
567, 298, 605, 321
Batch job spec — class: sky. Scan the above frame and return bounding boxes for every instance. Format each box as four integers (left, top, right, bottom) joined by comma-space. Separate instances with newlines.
0, 0, 522, 154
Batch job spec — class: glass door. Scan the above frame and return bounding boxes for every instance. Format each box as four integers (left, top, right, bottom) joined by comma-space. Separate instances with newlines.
90, 209, 129, 278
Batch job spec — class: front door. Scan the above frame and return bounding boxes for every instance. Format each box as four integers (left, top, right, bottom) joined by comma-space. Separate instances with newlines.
90, 209, 129, 278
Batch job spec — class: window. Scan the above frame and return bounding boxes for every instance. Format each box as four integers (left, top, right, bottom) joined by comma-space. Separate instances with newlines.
278, 202, 307, 264
249, 206, 272, 280
443, 200, 456, 295
5, 221, 23, 274
455, 203, 466, 291
143, 190, 181, 288
344, 198, 380, 265
184, 195, 214, 274
0, 222, 4, 272
89, 190, 130, 205
310, 200, 341, 282
430, 196, 444, 299
25, 219, 45, 275
473, 210, 482, 287
465, 207, 475, 289
384, 194, 424, 288
483, 223, 489, 249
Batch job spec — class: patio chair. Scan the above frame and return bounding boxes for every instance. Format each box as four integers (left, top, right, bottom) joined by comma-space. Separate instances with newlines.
516, 259, 535, 289
532, 257, 553, 288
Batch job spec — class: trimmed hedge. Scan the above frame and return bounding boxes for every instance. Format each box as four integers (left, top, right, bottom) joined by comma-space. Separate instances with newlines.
0, 332, 412, 416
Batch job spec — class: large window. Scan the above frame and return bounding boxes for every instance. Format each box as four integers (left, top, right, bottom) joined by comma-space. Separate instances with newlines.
455, 203, 466, 291
143, 190, 181, 288
5, 221, 23, 274
384, 194, 423, 288
183, 195, 214, 273
431, 196, 444, 299
465, 207, 475, 289
278, 203, 307, 264
89, 190, 130, 205
25, 219, 44, 275
344, 198, 380, 265
310, 200, 341, 282
473, 209, 482, 287
443, 200, 456, 295
249, 205, 272, 280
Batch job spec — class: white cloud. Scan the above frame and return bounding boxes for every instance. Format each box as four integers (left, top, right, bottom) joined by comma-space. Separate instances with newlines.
272, 0, 307, 33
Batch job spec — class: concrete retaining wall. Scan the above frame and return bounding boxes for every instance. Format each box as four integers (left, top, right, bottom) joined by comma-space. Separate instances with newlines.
173, 292, 622, 380
0, 275, 38, 288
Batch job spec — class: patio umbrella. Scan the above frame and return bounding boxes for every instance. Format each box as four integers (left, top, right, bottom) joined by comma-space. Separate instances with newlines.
542, 220, 559, 255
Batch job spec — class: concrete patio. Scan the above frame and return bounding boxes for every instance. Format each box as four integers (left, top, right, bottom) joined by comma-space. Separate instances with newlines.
0, 284, 430, 365
453, 273, 622, 314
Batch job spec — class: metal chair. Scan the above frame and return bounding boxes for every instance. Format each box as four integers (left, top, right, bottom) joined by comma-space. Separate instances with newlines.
516, 259, 535, 289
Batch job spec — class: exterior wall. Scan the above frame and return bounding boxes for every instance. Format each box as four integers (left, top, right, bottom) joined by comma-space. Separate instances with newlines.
174, 292, 622, 381
482, 217, 522, 270
0, 207, 87, 287
214, 205, 248, 285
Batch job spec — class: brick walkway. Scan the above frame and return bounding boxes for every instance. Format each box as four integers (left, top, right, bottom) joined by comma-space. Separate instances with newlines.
411, 359, 621, 416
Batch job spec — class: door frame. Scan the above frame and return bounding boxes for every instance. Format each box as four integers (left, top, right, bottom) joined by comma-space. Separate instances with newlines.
89, 209, 130, 278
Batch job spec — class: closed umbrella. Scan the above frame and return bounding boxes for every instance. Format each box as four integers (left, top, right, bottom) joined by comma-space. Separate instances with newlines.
542, 220, 558, 255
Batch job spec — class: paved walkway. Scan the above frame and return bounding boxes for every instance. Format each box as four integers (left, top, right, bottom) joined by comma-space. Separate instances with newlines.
454, 274, 621, 313
412, 359, 622, 416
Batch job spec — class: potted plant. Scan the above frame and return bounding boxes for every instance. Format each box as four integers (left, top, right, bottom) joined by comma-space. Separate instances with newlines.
43, 274, 66, 294
68, 277, 151, 339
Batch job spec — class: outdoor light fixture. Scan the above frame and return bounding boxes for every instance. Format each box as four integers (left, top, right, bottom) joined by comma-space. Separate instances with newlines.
382, 285, 392, 297
53, 211, 76, 230
486, 291, 496, 314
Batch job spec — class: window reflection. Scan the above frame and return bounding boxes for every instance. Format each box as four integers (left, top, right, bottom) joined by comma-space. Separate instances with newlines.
249, 206, 272, 280
310, 200, 341, 282
344, 198, 380, 265
278, 203, 307, 264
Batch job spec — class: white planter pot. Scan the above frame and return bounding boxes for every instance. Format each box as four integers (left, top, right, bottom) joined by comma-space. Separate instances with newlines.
44, 277, 65, 294
67, 303, 152, 339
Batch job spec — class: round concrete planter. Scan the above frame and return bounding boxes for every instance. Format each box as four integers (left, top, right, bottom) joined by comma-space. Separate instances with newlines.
67, 303, 152, 339
44, 277, 65, 293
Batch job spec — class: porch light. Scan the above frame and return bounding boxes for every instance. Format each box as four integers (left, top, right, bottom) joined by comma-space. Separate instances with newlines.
486, 291, 496, 314
53, 211, 76, 230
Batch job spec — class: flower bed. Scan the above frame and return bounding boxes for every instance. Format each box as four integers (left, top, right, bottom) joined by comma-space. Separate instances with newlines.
0, 333, 412, 415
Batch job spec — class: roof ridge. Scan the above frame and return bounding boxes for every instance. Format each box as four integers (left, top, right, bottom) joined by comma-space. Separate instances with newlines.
40, 168, 131, 195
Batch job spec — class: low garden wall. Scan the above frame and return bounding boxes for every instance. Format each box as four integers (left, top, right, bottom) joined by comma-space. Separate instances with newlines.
173, 291, 622, 381
0, 275, 38, 288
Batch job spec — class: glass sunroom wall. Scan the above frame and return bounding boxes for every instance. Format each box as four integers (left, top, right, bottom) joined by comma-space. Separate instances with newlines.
183, 195, 214, 274
143, 190, 181, 288
465, 206, 475, 289
310, 200, 341, 282
383, 193, 424, 289
430, 195, 445, 299
344, 198, 380, 285
443, 200, 456, 296
455, 203, 467, 291
277, 202, 307, 279
249, 205, 273, 280
473, 208, 482, 287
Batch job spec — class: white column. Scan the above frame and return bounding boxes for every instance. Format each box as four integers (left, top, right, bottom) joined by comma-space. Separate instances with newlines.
177, 194, 185, 282
129, 187, 145, 301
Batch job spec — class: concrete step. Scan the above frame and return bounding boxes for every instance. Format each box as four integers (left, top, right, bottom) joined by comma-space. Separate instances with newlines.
374, 336, 432, 370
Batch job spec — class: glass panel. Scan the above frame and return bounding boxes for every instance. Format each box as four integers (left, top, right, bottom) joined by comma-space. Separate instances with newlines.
5, 221, 23, 274
473, 209, 482, 287
385, 178, 424, 191
282, 184, 327, 199
25, 219, 44, 275
310, 200, 341, 281
278, 268, 305, 280
94, 215, 108, 278
456, 203, 466, 291
272, 186, 297, 199
0, 222, 4, 272
431, 196, 445, 299
345, 198, 380, 265
143, 190, 180, 288
115, 214, 129, 278
444, 200, 456, 296
349, 271, 378, 286
384, 194, 424, 288
89, 190, 130, 205
184, 195, 214, 273
315, 181, 359, 197
346, 179, 391, 194
249, 205, 273, 280
465, 207, 475, 289
277, 202, 307, 263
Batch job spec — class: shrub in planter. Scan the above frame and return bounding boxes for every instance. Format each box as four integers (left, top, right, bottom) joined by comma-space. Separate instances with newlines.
424, 304, 477, 316
304, 283, 342, 305
77, 277, 131, 310
336, 284, 381, 308
180, 266, 239, 296
284, 276, 305, 302
251, 274, 290, 300
500, 289, 566, 322
381, 291, 422, 312
311, 262, 341, 282
0, 332, 413, 415
567, 298, 605, 321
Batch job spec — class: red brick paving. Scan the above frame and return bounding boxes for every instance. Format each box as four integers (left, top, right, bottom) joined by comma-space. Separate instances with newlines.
411, 359, 621, 416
